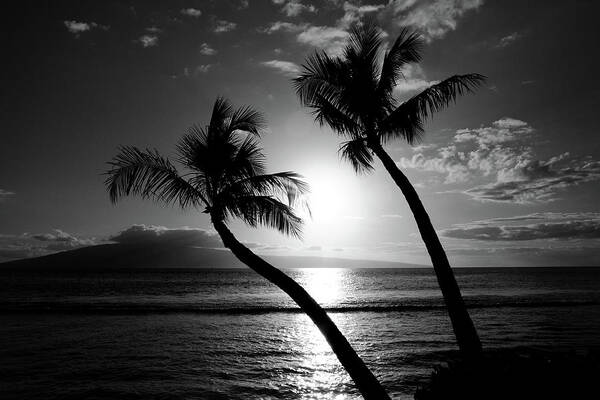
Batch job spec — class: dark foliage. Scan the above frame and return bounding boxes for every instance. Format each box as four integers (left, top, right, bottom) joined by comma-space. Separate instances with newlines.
415, 349, 600, 400
105, 97, 308, 238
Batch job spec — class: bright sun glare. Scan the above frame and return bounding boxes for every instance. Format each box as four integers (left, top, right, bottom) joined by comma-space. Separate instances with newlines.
302, 268, 343, 304
299, 166, 363, 225
293, 269, 349, 398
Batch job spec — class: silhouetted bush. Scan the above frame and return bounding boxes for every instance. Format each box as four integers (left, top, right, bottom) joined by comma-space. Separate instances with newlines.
415, 349, 599, 400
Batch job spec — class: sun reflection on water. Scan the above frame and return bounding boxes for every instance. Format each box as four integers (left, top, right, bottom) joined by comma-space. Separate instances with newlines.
301, 268, 344, 305
287, 268, 355, 399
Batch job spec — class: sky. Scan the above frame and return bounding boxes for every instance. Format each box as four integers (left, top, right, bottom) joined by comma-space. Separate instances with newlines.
1, 0, 599, 267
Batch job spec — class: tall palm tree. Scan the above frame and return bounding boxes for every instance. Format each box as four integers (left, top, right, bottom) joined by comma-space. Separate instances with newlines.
104, 97, 390, 399
294, 22, 485, 357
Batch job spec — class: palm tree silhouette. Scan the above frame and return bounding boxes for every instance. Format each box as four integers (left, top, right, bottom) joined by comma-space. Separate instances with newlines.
294, 22, 484, 357
104, 97, 390, 399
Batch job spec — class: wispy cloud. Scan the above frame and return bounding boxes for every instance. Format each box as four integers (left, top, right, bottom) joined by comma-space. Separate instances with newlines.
63, 20, 108, 36
495, 31, 523, 48
138, 34, 159, 48
383, 0, 484, 42
297, 25, 349, 55
261, 2, 384, 55
261, 21, 308, 34
261, 60, 301, 77
145, 26, 162, 33
195, 64, 212, 74
214, 20, 237, 33
339, 2, 385, 28
0, 189, 15, 200
199, 43, 217, 55
180, 8, 202, 17
441, 213, 600, 241
272, 0, 317, 17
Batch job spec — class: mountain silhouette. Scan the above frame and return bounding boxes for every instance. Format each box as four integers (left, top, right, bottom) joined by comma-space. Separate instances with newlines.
0, 244, 423, 271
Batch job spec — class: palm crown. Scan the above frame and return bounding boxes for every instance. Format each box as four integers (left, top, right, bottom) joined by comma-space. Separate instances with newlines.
294, 21, 485, 173
105, 97, 308, 238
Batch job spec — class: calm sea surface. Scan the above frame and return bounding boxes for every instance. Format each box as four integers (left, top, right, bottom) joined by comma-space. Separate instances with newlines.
2, 267, 599, 399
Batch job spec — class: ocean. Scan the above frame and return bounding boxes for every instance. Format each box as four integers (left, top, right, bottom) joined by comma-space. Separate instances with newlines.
1, 267, 599, 399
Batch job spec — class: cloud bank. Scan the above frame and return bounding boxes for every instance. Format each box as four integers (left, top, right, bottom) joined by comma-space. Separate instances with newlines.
441, 212, 600, 241
398, 118, 600, 203
0, 230, 96, 261
110, 225, 222, 248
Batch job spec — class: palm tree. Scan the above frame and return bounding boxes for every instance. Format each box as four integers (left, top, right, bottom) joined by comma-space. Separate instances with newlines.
294, 22, 485, 357
104, 97, 390, 399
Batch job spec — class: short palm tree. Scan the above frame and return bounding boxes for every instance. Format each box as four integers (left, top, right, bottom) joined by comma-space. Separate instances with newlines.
294, 22, 484, 356
104, 97, 390, 399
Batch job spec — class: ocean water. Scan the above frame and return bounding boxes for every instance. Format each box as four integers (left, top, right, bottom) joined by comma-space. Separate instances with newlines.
1, 267, 599, 399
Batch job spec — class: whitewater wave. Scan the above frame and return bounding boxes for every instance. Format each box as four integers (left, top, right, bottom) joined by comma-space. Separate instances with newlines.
2, 300, 599, 315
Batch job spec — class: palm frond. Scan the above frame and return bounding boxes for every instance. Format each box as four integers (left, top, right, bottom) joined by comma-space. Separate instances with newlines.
226, 195, 304, 238
398, 74, 486, 120
378, 109, 425, 145
228, 105, 267, 136
340, 20, 387, 126
222, 172, 309, 206
104, 146, 205, 208
378, 28, 423, 96
177, 124, 209, 171
338, 138, 374, 174
311, 94, 362, 137
294, 51, 347, 107
209, 96, 234, 136
382, 74, 486, 144
223, 134, 266, 181
346, 20, 384, 65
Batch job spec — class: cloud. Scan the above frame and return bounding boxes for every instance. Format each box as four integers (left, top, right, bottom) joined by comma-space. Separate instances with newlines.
441, 213, 600, 241
214, 20, 237, 33
261, 21, 308, 34
0, 189, 14, 201
339, 1, 385, 28
495, 31, 523, 48
180, 8, 202, 17
272, 0, 317, 17
195, 64, 212, 74
0, 230, 96, 261
110, 225, 222, 248
297, 25, 350, 54
382, 0, 484, 42
199, 43, 217, 55
343, 215, 365, 220
398, 117, 600, 203
393, 64, 439, 95
262, 2, 381, 55
63, 20, 108, 36
306, 245, 322, 251
138, 34, 158, 48
381, 214, 403, 219
178, 64, 216, 79
261, 60, 301, 77
0, 225, 225, 262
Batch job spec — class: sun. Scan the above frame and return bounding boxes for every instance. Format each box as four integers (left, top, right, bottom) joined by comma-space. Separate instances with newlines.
299, 165, 363, 224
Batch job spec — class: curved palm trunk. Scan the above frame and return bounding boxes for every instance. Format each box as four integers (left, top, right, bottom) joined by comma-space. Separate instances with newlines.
212, 218, 391, 400
369, 141, 482, 357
